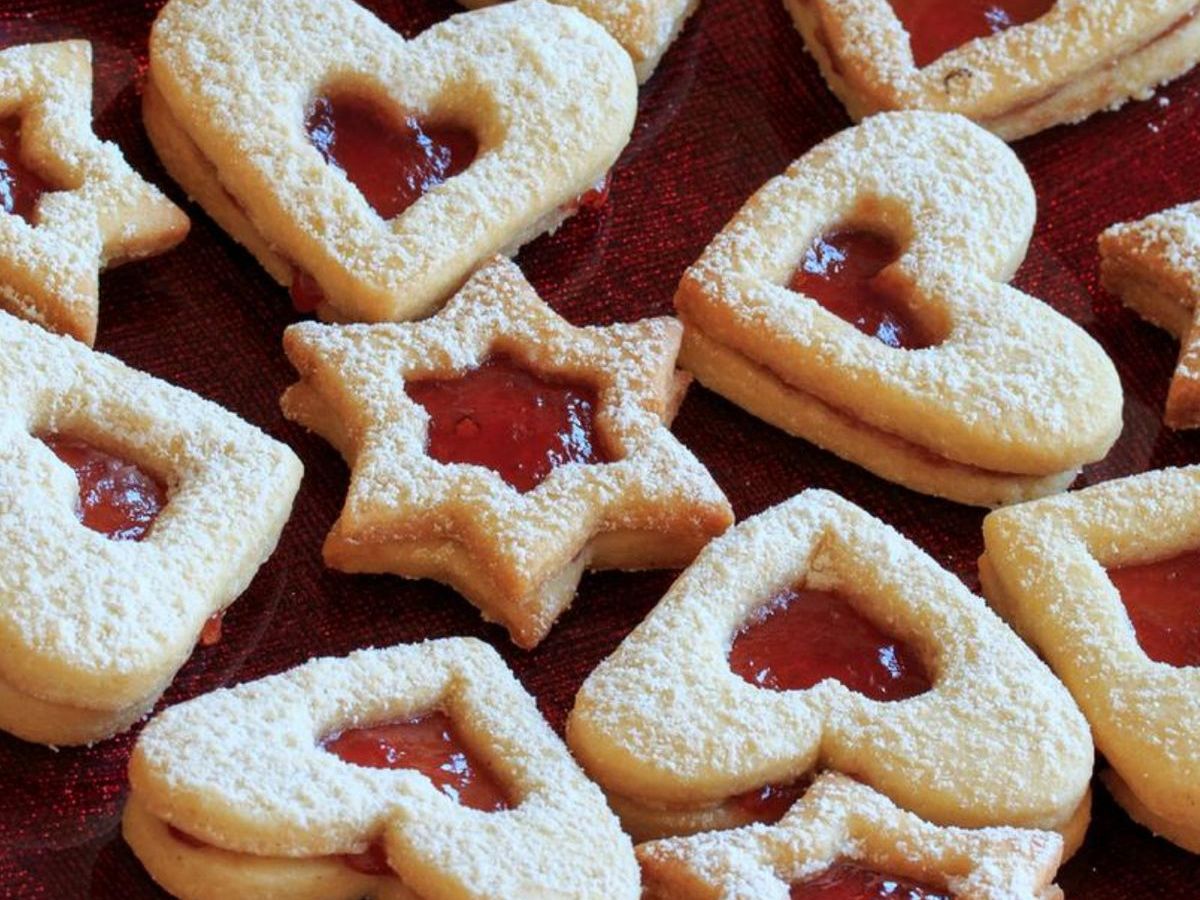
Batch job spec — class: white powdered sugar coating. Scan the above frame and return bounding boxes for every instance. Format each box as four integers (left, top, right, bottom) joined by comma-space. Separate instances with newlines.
677, 111, 1122, 480
127, 639, 640, 897
0, 41, 187, 344
0, 310, 301, 741
982, 466, 1200, 850
638, 774, 1064, 900
568, 490, 1093, 839
786, 0, 1200, 139
147, 0, 636, 323
459, 0, 700, 82
281, 257, 731, 646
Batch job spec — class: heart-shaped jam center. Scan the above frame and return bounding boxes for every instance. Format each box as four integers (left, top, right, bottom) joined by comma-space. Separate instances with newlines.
730, 586, 931, 701
1107, 550, 1200, 667
0, 118, 53, 222
41, 435, 166, 541
306, 94, 478, 221
889, 0, 1057, 68
790, 229, 933, 350
790, 862, 952, 899
405, 355, 612, 493
323, 711, 510, 876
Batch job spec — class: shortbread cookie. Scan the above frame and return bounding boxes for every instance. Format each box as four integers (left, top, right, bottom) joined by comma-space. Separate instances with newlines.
145, 0, 636, 323
675, 111, 1122, 507
281, 256, 732, 648
459, 0, 699, 82
0, 310, 302, 746
567, 490, 1093, 848
981, 466, 1200, 852
1100, 201, 1200, 429
0, 40, 188, 345
123, 638, 640, 900
786, 0, 1200, 141
637, 773, 1065, 899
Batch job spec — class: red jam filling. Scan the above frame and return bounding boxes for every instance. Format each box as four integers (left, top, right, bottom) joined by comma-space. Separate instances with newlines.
0, 118, 51, 222
306, 94, 477, 221
41, 435, 166, 541
789, 229, 932, 350
1107, 550, 1200, 667
791, 862, 952, 899
889, 0, 1056, 68
729, 587, 931, 701
733, 778, 810, 824
199, 611, 225, 647
289, 269, 325, 313
562, 173, 613, 215
324, 711, 510, 876
405, 355, 611, 493
323, 711, 510, 811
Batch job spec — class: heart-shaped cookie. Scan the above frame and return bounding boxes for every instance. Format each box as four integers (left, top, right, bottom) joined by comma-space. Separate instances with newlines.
567, 490, 1093, 850
675, 111, 1123, 507
459, 0, 700, 82
981, 465, 1200, 853
786, 0, 1200, 140
0, 311, 301, 746
124, 639, 640, 899
145, 0, 637, 322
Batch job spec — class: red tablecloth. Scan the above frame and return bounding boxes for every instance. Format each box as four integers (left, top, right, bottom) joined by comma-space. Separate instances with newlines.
3, 1, 1200, 896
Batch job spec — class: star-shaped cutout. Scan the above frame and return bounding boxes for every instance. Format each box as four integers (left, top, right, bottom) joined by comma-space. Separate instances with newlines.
282, 256, 732, 647
0, 40, 189, 344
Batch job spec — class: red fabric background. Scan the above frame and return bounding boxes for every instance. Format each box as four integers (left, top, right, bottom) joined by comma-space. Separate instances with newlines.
2, 0, 1200, 895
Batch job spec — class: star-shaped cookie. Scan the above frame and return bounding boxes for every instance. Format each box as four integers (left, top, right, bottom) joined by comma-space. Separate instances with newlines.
1100, 201, 1200, 429
0, 40, 189, 345
637, 773, 1065, 899
281, 256, 733, 648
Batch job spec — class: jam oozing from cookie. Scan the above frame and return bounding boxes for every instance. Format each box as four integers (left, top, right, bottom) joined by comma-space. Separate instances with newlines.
405, 355, 611, 493
790, 862, 952, 899
889, 0, 1056, 68
789, 229, 932, 350
41, 436, 166, 541
730, 587, 931, 701
0, 118, 52, 222
1107, 550, 1200, 667
562, 172, 613, 215
289, 269, 325, 313
199, 611, 225, 647
323, 711, 510, 811
733, 777, 810, 823
306, 95, 478, 220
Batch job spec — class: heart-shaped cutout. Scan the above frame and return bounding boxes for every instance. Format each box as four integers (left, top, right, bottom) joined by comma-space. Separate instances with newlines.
145, 0, 637, 322
675, 111, 1123, 507
124, 639, 640, 898
0, 311, 300, 746
567, 489, 1093, 851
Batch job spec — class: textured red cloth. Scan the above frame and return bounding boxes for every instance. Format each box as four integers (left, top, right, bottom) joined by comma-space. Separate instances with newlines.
2, 0, 1200, 896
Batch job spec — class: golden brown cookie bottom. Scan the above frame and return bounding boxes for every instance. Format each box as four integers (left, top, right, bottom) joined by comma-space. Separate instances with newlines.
785, 0, 1200, 141
680, 323, 1077, 508
122, 795, 415, 900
